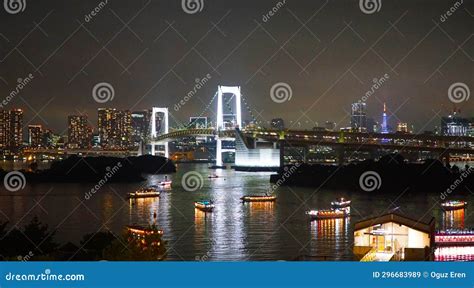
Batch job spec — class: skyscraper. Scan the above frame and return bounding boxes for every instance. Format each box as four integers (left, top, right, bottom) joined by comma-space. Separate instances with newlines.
28, 125, 43, 148
131, 110, 151, 147
381, 103, 389, 134
441, 113, 469, 136
98, 108, 132, 149
68, 115, 92, 149
351, 101, 367, 132
0, 109, 24, 150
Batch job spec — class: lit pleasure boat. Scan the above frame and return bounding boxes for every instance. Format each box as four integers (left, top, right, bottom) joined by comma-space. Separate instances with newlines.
194, 200, 215, 212
441, 200, 467, 211
127, 186, 161, 199
306, 208, 349, 220
331, 197, 351, 209
126, 225, 164, 237
241, 195, 277, 202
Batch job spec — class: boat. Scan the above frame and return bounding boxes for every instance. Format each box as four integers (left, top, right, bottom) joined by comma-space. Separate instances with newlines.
208, 174, 219, 179
330, 197, 351, 209
194, 200, 215, 212
241, 195, 277, 202
126, 225, 164, 237
127, 186, 160, 199
157, 180, 172, 186
441, 200, 467, 211
306, 208, 349, 220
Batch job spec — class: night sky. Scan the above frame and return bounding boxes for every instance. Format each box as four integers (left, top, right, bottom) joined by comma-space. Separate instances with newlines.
0, 0, 472, 134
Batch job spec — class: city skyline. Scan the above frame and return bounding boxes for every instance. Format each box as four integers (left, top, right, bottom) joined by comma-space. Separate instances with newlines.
0, 0, 472, 134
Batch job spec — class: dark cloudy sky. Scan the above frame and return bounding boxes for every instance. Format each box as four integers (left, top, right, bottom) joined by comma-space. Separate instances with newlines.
0, 0, 473, 134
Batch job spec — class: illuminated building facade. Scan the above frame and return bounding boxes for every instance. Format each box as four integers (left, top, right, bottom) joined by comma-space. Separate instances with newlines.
28, 125, 43, 148
0, 109, 24, 150
131, 110, 151, 147
98, 108, 132, 149
351, 101, 367, 132
354, 213, 435, 261
381, 103, 389, 134
441, 114, 469, 136
397, 122, 408, 133
68, 115, 92, 149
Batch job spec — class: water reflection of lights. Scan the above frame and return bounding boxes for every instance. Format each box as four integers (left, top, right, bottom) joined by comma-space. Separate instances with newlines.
435, 246, 474, 261
194, 208, 213, 225
310, 218, 349, 239
128, 197, 160, 225
247, 202, 275, 216
442, 209, 465, 230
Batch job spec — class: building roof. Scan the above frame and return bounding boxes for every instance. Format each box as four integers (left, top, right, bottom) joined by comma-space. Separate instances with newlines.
354, 212, 435, 234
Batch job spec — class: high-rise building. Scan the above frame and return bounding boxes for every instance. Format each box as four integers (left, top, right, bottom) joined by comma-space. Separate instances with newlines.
396, 122, 408, 133
10, 109, 23, 149
270, 118, 285, 130
441, 113, 469, 136
0, 110, 9, 149
28, 125, 43, 148
68, 115, 92, 149
42, 129, 57, 148
131, 110, 151, 147
351, 101, 367, 132
98, 108, 132, 149
381, 103, 389, 134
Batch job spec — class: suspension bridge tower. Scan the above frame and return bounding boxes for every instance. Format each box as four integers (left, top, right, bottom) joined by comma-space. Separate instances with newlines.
214, 86, 242, 167
150, 107, 169, 158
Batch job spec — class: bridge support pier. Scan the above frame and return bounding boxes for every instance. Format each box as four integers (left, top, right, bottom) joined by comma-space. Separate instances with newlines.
279, 141, 285, 169
216, 138, 223, 167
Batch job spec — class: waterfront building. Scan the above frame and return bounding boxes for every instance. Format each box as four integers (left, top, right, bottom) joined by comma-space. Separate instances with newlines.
354, 213, 435, 261
131, 110, 151, 147
28, 125, 43, 148
351, 101, 367, 132
98, 108, 132, 149
68, 115, 92, 149
441, 113, 469, 136
0, 109, 24, 150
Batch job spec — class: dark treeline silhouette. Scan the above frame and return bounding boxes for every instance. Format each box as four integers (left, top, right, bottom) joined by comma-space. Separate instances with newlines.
271, 154, 473, 195
0, 155, 176, 183
0, 217, 166, 261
